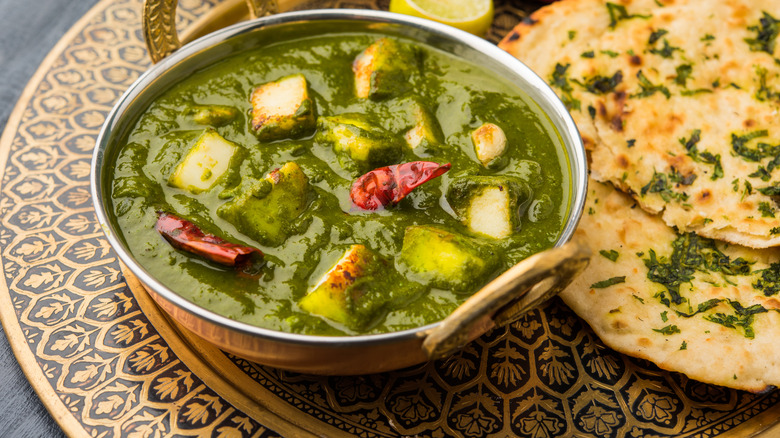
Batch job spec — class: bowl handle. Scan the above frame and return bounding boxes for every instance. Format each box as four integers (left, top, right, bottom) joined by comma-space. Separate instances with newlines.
143, 0, 277, 63
422, 238, 591, 360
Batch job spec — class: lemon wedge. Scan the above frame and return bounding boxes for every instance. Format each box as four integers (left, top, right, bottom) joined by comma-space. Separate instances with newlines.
389, 0, 494, 37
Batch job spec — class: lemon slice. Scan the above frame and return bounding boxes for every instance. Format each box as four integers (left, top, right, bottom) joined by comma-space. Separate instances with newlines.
389, 0, 494, 37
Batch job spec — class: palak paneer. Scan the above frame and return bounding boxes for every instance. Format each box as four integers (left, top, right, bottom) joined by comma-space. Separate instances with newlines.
109, 32, 569, 335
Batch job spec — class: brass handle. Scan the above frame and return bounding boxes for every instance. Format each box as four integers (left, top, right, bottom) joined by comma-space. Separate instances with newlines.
422, 238, 591, 360
143, 0, 278, 63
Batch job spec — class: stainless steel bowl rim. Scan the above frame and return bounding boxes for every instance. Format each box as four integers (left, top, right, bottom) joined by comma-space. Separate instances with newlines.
90, 8, 587, 348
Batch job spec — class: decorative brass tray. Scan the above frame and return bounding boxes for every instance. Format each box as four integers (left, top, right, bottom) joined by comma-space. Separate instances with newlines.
2, 0, 780, 436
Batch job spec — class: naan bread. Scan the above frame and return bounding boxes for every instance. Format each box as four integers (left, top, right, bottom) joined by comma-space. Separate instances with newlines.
562, 179, 780, 391
500, 0, 780, 248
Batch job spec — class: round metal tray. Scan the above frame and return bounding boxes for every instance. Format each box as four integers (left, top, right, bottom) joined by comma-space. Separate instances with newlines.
2, 0, 779, 435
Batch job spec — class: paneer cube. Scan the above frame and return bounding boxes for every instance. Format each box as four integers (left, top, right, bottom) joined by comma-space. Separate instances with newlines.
316, 114, 402, 173
168, 129, 238, 193
471, 123, 507, 167
187, 104, 238, 126
217, 162, 311, 246
353, 37, 420, 100
299, 244, 427, 331
446, 176, 533, 239
403, 101, 443, 154
299, 245, 387, 330
399, 225, 499, 292
250, 74, 317, 141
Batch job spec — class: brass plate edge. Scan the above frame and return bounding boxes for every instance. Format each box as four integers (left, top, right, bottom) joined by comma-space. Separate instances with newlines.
726, 398, 780, 437
0, 1, 123, 436
121, 264, 328, 437
2, 0, 777, 436
167, 312, 360, 438
755, 421, 780, 437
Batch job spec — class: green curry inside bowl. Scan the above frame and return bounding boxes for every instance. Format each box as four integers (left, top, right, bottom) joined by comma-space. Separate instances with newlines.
108, 30, 569, 336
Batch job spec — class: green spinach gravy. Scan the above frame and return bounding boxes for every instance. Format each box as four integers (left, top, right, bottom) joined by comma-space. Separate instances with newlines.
110, 32, 569, 335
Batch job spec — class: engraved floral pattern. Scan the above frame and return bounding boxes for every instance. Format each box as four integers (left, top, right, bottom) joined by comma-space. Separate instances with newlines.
224, 298, 780, 437
2, 0, 780, 437
0, 0, 279, 436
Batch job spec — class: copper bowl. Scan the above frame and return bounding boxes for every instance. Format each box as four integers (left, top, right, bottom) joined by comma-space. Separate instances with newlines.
90, 1, 589, 375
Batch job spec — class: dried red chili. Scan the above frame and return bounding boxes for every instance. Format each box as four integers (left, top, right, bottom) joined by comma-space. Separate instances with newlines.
350, 161, 451, 210
155, 212, 262, 267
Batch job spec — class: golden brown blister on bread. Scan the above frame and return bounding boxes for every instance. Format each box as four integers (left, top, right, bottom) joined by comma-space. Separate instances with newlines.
561, 179, 780, 391
500, 0, 780, 248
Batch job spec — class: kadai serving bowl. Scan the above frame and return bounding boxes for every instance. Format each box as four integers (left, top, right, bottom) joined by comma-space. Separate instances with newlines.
90, 1, 589, 375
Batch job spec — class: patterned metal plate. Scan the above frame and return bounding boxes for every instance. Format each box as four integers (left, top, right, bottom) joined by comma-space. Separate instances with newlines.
1, 0, 780, 436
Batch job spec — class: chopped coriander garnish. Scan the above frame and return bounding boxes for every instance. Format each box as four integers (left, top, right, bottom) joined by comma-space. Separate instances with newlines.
633, 70, 670, 98
648, 28, 668, 45
754, 263, 780, 296
653, 324, 681, 335
649, 39, 682, 58
755, 66, 780, 102
640, 170, 689, 202
601, 50, 620, 58
675, 299, 722, 318
705, 300, 767, 339
681, 88, 713, 96
759, 201, 776, 218
581, 50, 595, 58
680, 341, 687, 350
750, 166, 771, 182
679, 129, 723, 180
632, 294, 645, 304
731, 130, 769, 162
701, 34, 715, 42
768, 154, 780, 174
661, 311, 668, 322
745, 11, 780, 55
675, 64, 693, 87
643, 233, 751, 305
669, 167, 697, 186
741, 180, 754, 202
599, 249, 620, 262
627, 139, 636, 148
606, 2, 652, 29
573, 70, 624, 94
591, 276, 626, 289
568, 30, 577, 40
758, 184, 780, 196
550, 63, 581, 111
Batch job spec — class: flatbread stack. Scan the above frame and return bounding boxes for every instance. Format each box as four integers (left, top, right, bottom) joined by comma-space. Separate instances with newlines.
499, 0, 780, 391
562, 179, 780, 391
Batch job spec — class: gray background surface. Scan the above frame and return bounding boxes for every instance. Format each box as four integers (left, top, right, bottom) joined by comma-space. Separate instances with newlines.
0, 0, 101, 436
